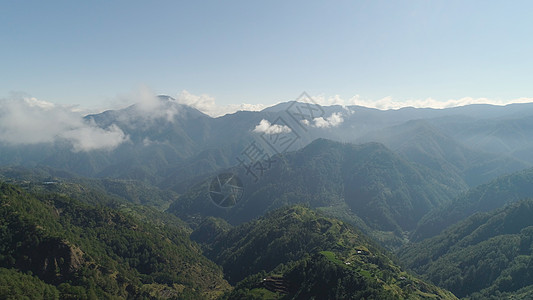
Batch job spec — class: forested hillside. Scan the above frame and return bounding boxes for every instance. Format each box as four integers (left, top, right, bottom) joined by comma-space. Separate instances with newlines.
0, 182, 229, 299
413, 167, 533, 241
168, 138, 461, 248
400, 199, 533, 299
195, 206, 458, 299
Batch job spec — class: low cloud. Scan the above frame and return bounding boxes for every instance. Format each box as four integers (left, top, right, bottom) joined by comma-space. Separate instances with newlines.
117, 86, 180, 123
61, 124, 127, 152
312, 94, 533, 110
312, 94, 355, 107
177, 90, 267, 117
0, 95, 128, 151
303, 112, 344, 128
253, 119, 292, 135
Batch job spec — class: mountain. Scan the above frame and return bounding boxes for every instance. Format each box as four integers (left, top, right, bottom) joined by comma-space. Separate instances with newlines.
0, 165, 179, 210
3, 99, 533, 298
168, 138, 462, 248
0, 181, 229, 299
2, 99, 533, 194
413, 167, 533, 241
359, 119, 529, 188
399, 199, 533, 299
194, 205, 458, 299
430, 114, 533, 164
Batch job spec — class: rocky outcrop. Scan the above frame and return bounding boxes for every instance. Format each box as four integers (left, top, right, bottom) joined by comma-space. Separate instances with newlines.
24, 238, 85, 283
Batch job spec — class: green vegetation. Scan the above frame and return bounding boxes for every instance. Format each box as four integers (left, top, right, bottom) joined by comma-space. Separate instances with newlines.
169, 139, 460, 249
0, 268, 60, 299
400, 199, 533, 299
0, 178, 458, 299
196, 205, 457, 299
413, 167, 533, 241
3, 100, 533, 299
3, 136, 533, 299
0, 166, 180, 209
0, 181, 229, 299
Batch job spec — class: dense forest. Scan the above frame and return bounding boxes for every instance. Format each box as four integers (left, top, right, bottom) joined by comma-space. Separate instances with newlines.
0, 181, 229, 299
400, 199, 533, 299
168, 139, 462, 249
0, 179, 457, 299
197, 206, 456, 299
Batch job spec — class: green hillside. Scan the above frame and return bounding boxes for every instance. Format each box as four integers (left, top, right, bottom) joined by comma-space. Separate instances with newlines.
413, 167, 533, 241
196, 206, 457, 299
169, 139, 460, 248
400, 199, 533, 299
0, 182, 229, 299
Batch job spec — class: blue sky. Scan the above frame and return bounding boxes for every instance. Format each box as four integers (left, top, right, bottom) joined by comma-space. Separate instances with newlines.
2, 0, 533, 112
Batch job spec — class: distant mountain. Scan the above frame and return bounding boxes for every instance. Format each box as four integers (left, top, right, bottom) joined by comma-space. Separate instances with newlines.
168, 139, 462, 248
399, 199, 533, 299
0, 165, 179, 209
429, 114, 533, 164
195, 205, 458, 299
2, 99, 533, 193
413, 167, 533, 241
0, 96, 211, 180
359, 119, 529, 188
0, 181, 229, 299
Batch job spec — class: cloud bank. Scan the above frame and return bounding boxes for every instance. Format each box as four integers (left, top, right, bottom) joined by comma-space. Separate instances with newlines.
358, 96, 533, 110
312, 94, 533, 110
253, 119, 292, 135
0, 96, 128, 151
134, 89, 533, 118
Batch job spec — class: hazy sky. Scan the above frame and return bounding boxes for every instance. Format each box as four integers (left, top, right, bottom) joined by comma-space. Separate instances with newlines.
2, 0, 533, 111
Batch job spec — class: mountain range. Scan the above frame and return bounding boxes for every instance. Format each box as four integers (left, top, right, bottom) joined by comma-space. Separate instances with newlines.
1, 97, 532, 193
3, 96, 533, 298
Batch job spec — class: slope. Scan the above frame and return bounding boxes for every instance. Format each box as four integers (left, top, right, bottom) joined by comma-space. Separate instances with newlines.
399, 199, 533, 299
431, 114, 533, 164
168, 138, 461, 248
414, 167, 533, 241
194, 206, 457, 299
0, 181, 229, 299
359, 119, 528, 188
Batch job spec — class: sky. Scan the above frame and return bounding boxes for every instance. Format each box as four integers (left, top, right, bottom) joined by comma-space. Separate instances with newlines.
2, 0, 533, 115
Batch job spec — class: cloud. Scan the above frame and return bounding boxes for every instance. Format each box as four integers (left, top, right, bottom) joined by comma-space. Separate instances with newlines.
303, 112, 344, 128
0, 95, 128, 151
176, 90, 268, 117
117, 86, 180, 123
253, 119, 292, 135
312, 94, 350, 107
315, 94, 533, 110
61, 124, 127, 152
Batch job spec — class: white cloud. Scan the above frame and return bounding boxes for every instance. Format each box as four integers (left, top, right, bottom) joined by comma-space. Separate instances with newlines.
306, 112, 344, 128
312, 94, 349, 107
24, 97, 56, 109
176, 90, 268, 117
0, 96, 128, 151
176, 90, 216, 114
118, 86, 180, 123
320, 94, 533, 110
253, 119, 292, 135
61, 124, 127, 152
